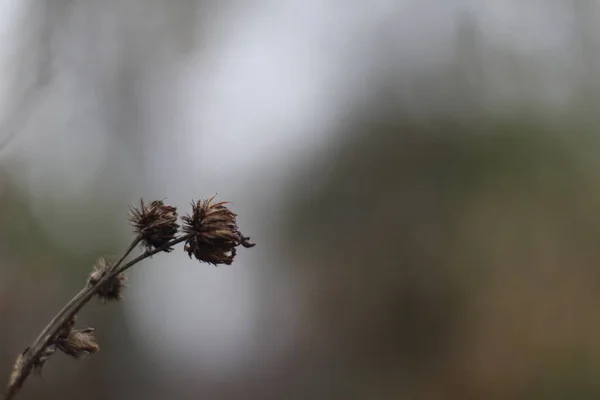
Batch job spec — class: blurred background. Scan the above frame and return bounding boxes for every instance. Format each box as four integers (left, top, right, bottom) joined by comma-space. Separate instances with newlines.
2, 1, 600, 399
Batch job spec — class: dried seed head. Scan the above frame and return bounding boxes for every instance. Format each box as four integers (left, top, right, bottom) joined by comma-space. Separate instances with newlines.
181, 195, 255, 265
56, 328, 99, 359
129, 199, 179, 252
88, 258, 127, 302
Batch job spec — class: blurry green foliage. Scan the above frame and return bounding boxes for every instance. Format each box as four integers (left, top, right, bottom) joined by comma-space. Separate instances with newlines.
281, 98, 600, 398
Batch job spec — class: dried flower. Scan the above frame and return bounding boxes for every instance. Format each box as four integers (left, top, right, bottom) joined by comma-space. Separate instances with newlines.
129, 199, 179, 252
56, 328, 99, 359
182, 195, 255, 265
10, 316, 96, 385
5, 195, 256, 400
88, 258, 127, 302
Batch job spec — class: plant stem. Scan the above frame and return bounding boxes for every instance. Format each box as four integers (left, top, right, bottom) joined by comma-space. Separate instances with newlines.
114, 234, 191, 275
28, 236, 142, 353
4, 234, 191, 400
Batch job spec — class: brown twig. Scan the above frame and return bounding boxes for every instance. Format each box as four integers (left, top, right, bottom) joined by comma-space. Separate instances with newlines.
4, 234, 191, 400
4, 195, 254, 399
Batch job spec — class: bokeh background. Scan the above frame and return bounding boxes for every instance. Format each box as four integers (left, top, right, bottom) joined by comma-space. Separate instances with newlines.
1, 1, 600, 399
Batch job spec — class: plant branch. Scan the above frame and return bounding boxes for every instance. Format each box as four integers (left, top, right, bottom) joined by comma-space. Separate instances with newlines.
4, 234, 189, 400
114, 234, 191, 276
4, 194, 254, 400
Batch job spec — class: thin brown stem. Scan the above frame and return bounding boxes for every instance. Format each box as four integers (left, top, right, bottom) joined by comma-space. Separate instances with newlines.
110, 236, 143, 272
26, 236, 142, 352
114, 234, 191, 276
4, 234, 189, 400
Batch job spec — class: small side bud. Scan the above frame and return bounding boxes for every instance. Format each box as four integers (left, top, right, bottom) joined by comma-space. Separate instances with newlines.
88, 258, 127, 302
56, 328, 99, 359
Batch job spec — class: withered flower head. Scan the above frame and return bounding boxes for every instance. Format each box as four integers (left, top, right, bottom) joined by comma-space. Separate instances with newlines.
181, 194, 255, 265
129, 199, 179, 252
56, 328, 99, 359
88, 258, 127, 302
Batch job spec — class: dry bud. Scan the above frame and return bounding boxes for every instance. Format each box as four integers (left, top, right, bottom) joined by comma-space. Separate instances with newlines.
88, 258, 127, 302
129, 199, 179, 252
56, 328, 99, 359
182, 195, 255, 265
